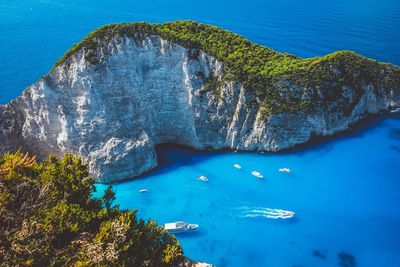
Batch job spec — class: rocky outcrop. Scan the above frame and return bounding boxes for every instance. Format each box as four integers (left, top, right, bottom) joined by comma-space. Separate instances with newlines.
183, 258, 214, 267
1, 27, 399, 182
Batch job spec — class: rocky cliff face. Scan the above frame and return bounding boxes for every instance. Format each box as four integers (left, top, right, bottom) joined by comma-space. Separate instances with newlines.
1, 33, 399, 182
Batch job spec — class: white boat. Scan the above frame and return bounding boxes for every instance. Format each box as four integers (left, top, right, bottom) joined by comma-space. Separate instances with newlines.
197, 175, 208, 182
278, 168, 292, 173
251, 171, 263, 178
164, 221, 199, 233
233, 164, 242, 169
139, 189, 148, 193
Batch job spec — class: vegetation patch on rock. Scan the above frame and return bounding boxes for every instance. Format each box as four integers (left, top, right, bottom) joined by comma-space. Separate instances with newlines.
53, 21, 400, 117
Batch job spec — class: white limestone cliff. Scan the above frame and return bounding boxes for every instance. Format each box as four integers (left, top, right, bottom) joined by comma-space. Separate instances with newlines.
0, 34, 399, 182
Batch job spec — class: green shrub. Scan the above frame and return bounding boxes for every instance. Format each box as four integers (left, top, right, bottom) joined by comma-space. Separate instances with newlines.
0, 152, 183, 266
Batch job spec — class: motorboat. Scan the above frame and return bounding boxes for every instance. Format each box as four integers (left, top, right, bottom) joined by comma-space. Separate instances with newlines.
233, 164, 242, 169
139, 189, 148, 193
251, 171, 263, 178
197, 175, 208, 182
278, 168, 292, 173
164, 221, 199, 233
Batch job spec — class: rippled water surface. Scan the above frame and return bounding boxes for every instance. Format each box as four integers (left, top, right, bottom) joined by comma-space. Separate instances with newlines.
2, 0, 400, 266
0, 0, 400, 103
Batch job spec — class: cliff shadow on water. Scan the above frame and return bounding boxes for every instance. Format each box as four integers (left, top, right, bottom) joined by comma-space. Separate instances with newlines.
110, 113, 400, 185
277, 113, 400, 155
132, 144, 226, 182
103, 144, 222, 185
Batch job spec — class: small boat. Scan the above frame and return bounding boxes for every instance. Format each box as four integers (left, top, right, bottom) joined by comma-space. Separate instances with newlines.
164, 221, 199, 233
278, 168, 292, 173
139, 189, 148, 193
233, 164, 242, 169
197, 175, 208, 182
251, 171, 263, 178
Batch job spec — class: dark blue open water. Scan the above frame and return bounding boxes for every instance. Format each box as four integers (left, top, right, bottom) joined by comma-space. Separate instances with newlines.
1, 0, 399, 103
2, 0, 400, 266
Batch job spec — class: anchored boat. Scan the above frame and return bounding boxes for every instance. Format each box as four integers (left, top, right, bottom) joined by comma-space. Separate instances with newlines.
197, 175, 208, 182
251, 171, 263, 178
164, 221, 199, 233
233, 164, 242, 169
278, 168, 292, 173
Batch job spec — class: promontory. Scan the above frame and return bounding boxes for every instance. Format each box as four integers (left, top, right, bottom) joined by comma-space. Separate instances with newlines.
0, 21, 399, 182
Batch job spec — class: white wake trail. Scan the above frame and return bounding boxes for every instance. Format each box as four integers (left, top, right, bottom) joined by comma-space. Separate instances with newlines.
235, 206, 295, 219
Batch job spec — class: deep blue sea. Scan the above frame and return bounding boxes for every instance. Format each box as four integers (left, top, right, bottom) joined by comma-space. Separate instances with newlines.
1, 0, 400, 103
1, 0, 400, 266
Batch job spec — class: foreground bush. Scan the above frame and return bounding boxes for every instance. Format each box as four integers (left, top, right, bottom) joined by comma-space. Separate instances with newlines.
0, 152, 183, 266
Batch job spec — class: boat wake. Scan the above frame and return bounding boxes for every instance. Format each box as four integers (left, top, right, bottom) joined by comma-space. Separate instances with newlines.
235, 206, 295, 219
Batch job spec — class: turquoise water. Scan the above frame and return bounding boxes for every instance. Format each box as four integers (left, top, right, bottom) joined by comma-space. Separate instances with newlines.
96, 117, 400, 266
0, 0, 399, 103
2, 0, 400, 266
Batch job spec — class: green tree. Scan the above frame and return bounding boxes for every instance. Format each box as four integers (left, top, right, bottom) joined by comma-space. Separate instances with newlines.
0, 152, 184, 266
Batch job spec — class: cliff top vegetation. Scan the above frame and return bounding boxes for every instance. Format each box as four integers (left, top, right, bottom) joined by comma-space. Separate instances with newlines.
53, 20, 400, 115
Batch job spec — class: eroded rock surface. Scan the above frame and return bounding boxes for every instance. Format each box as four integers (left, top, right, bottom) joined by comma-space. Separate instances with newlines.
1, 34, 399, 182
